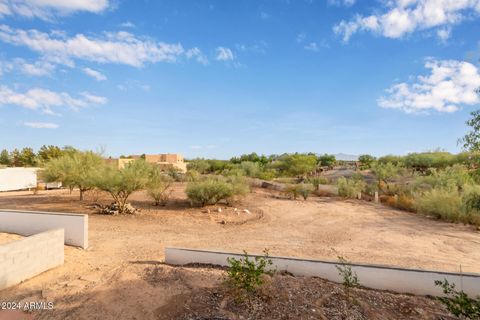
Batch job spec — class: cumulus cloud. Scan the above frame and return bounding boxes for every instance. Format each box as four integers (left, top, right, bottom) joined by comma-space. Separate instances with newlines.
0, 85, 107, 114
0, 0, 109, 20
215, 47, 234, 61
334, 0, 480, 42
0, 25, 185, 67
186, 47, 209, 65
378, 59, 480, 114
82, 67, 107, 81
24, 121, 58, 129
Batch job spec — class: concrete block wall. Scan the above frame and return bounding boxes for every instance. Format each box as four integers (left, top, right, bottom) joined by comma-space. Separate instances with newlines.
165, 247, 480, 297
0, 210, 88, 248
0, 229, 64, 290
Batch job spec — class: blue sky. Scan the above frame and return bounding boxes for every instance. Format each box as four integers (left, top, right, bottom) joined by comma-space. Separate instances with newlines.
0, 0, 480, 159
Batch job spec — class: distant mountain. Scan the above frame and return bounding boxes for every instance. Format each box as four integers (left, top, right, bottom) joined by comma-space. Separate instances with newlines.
334, 153, 359, 162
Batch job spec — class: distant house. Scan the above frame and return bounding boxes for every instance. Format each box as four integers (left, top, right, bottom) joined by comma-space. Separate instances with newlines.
109, 154, 187, 173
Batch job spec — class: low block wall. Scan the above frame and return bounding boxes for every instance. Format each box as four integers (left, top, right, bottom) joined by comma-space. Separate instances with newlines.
0, 210, 88, 248
165, 247, 480, 297
0, 229, 64, 290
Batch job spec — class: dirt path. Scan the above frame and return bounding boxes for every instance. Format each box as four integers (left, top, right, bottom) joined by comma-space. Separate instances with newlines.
0, 185, 479, 319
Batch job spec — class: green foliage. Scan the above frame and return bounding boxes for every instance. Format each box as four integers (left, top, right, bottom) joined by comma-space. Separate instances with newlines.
318, 154, 336, 167
95, 160, 152, 213
240, 161, 261, 178
460, 109, 480, 152
371, 162, 401, 185
377, 154, 404, 166
273, 153, 318, 176
415, 165, 472, 191
226, 250, 274, 292
147, 168, 173, 206
404, 152, 456, 171
358, 154, 376, 169
37, 145, 63, 162
186, 176, 249, 207
336, 256, 360, 290
187, 158, 229, 174
285, 183, 314, 200
307, 176, 329, 190
230, 152, 268, 165
337, 177, 366, 198
0, 149, 10, 166
435, 279, 480, 319
415, 188, 463, 222
44, 151, 104, 200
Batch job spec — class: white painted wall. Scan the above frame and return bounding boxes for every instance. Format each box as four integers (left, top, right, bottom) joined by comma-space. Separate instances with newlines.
0, 229, 64, 290
165, 247, 480, 297
0, 210, 88, 249
0, 168, 38, 192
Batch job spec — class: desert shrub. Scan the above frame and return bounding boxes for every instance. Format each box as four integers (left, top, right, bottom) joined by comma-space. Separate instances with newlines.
147, 168, 173, 206
257, 168, 277, 181
461, 185, 480, 225
95, 160, 152, 214
378, 154, 404, 166
337, 177, 366, 199
307, 176, 329, 190
415, 188, 462, 222
285, 183, 314, 200
336, 256, 359, 289
371, 162, 402, 193
186, 176, 249, 207
415, 165, 471, 191
240, 161, 261, 178
185, 169, 200, 182
395, 195, 416, 212
226, 250, 274, 292
435, 279, 480, 319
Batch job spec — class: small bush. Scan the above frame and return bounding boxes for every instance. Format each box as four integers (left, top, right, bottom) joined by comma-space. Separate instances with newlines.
308, 176, 329, 190
285, 183, 314, 200
337, 177, 366, 199
435, 279, 480, 319
147, 169, 173, 206
415, 188, 462, 221
186, 176, 249, 207
226, 250, 274, 292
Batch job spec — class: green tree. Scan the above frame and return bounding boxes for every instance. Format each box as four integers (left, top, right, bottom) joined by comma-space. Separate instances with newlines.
0, 149, 11, 166
274, 153, 318, 176
318, 154, 336, 167
10, 149, 21, 167
38, 145, 63, 162
95, 160, 152, 213
358, 154, 376, 169
20, 147, 36, 167
44, 151, 104, 200
460, 109, 480, 152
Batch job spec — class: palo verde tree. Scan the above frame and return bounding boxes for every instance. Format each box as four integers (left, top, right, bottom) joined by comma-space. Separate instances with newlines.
459, 88, 480, 152
43, 150, 104, 200
95, 160, 152, 213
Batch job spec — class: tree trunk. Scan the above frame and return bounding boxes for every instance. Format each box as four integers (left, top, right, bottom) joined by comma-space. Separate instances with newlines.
80, 189, 84, 201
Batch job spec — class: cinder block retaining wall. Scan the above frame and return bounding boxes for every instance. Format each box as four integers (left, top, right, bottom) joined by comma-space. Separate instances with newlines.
0, 210, 88, 248
165, 247, 480, 297
0, 229, 64, 290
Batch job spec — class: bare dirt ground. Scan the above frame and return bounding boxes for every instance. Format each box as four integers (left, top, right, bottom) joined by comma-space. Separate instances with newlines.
0, 233, 22, 246
0, 183, 479, 319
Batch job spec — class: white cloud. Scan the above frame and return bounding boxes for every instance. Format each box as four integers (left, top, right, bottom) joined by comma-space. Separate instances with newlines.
15, 58, 55, 76
378, 59, 480, 114
328, 0, 356, 7
0, 25, 185, 67
304, 42, 319, 52
120, 21, 135, 28
215, 46, 234, 61
0, 0, 109, 20
334, 0, 480, 42
186, 47, 209, 65
24, 121, 58, 129
0, 85, 107, 114
296, 32, 306, 43
82, 67, 107, 81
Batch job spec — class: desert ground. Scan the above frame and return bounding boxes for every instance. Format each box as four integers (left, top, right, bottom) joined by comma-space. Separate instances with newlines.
0, 183, 479, 319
